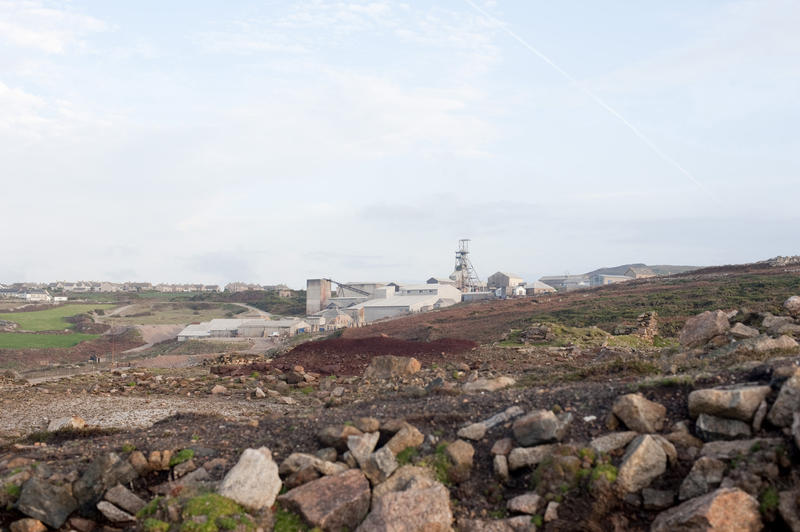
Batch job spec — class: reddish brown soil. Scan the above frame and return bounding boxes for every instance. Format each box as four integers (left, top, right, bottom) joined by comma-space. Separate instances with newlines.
0, 329, 144, 370
272, 336, 478, 375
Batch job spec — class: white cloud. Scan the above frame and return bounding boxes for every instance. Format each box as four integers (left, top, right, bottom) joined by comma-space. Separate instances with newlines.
0, 80, 110, 141
589, 0, 800, 115
0, 0, 106, 54
196, 0, 500, 73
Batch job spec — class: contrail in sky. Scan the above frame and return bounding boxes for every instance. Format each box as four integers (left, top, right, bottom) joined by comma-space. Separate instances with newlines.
463, 0, 708, 193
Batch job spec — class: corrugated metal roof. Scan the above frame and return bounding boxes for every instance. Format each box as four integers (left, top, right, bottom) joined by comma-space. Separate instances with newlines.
207, 319, 246, 331
399, 284, 440, 291
351, 294, 440, 309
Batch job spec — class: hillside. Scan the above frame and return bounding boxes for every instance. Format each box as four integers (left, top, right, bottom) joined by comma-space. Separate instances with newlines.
344, 261, 798, 343
585, 263, 699, 277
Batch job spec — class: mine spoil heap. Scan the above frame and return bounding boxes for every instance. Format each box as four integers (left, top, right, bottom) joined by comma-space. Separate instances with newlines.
2, 295, 800, 530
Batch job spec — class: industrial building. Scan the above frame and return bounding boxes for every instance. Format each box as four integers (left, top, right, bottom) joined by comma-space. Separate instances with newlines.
177, 317, 310, 341
539, 275, 591, 292
305, 279, 464, 324
589, 273, 633, 287
487, 271, 525, 298
525, 281, 558, 295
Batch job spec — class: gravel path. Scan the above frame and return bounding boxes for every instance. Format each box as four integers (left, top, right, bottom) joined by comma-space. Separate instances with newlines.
124, 324, 184, 352
0, 391, 274, 438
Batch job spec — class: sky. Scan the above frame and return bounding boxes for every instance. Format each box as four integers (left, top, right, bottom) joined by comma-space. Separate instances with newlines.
1, 0, 799, 288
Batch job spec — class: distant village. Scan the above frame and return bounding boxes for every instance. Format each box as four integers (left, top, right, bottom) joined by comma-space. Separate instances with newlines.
0, 281, 292, 303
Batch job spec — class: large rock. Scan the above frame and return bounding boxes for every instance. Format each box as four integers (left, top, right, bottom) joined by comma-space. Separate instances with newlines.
679, 457, 726, 500
362, 447, 398, 485
357, 483, 453, 532
643, 488, 675, 511
218, 447, 281, 511
9, 519, 46, 532
679, 310, 731, 348
445, 440, 474, 484
611, 394, 666, 433
785, 296, 800, 318
96, 501, 134, 523
762, 314, 794, 332
279, 469, 370, 531
463, 376, 515, 393
768, 368, 800, 427
72, 452, 137, 512
695, 413, 751, 441
508, 445, 556, 471
733, 334, 799, 356
371, 465, 437, 506
512, 410, 572, 446
47, 416, 86, 432
318, 424, 364, 451
363, 356, 421, 379
688, 385, 771, 422
651, 487, 762, 532
616, 435, 667, 493
458, 406, 524, 441
506, 493, 543, 515
494, 455, 510, 483
347, 432, 380, 467
700, 438, 783, 460
457, 422, 487, 441
385, 423, 424, 455
589, 431, 638, 454
104, 484, 145, 515
280, 452, 346, 477
730, 323, 760, 339
17, 478, 78, 529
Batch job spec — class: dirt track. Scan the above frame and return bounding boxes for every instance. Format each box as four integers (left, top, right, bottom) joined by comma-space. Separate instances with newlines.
124, 324, 184, 352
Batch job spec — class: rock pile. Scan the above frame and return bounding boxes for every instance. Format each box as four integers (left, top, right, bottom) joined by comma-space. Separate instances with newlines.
678, 300, 800, 354
636, 311, 658, 339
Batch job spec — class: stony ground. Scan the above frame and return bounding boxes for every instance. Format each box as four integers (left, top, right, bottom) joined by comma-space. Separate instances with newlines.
1, 265, 800, 531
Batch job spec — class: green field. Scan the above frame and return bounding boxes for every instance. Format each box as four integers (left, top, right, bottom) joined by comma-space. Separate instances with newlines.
105, 302, 246, 325
0, 332, 100, 349
0, 304, 116, 331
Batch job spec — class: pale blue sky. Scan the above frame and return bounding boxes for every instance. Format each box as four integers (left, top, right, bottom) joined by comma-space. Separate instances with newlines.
1, 1, 798, 287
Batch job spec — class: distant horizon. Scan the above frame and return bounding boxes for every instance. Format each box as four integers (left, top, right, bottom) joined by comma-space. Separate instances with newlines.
6, 254, 800, 291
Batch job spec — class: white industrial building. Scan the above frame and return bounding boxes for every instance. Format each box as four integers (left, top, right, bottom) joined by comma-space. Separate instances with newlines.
589, 274, 633, 287
345, 283, 462, 323
177, 317, 310, 341
525, 281, 558, 295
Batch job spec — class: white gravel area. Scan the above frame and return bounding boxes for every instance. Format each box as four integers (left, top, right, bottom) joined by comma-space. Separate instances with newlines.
0, 393, 276, 438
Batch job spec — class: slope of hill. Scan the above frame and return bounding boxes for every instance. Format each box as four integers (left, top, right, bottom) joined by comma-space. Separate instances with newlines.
344, 261, 799, 343
585, 263, 699, 277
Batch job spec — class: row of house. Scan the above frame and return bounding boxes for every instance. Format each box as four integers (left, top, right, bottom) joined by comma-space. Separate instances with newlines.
224, 283, 292, 297
41, 281, 221, 293
5, 279, 298, 297
0, 288, 65, 303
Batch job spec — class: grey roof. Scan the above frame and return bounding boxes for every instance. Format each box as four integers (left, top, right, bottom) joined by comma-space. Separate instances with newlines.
492, 272, 522, 278
352, 294, 440, 309
529, 281, 557, 290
